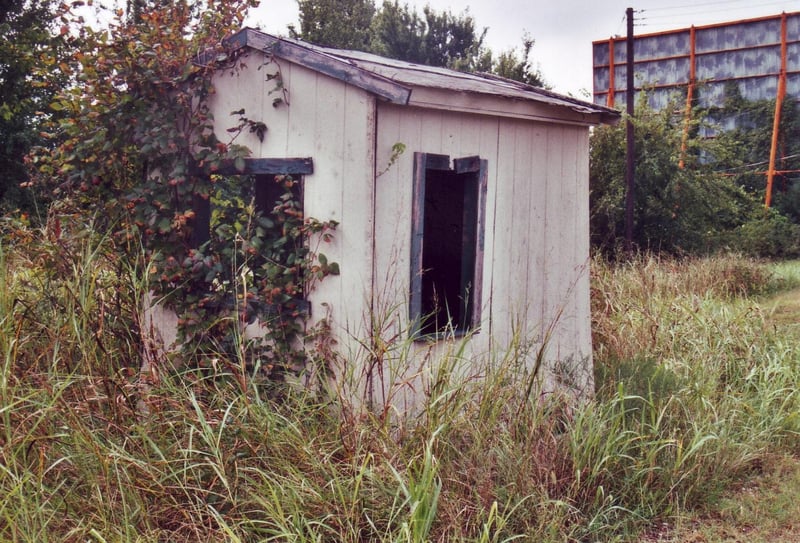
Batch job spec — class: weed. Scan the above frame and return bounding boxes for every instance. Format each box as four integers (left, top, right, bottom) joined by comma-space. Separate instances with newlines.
3, 223, 800, 541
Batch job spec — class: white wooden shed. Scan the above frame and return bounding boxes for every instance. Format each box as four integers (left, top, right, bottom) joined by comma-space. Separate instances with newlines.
195, 28, 618, 405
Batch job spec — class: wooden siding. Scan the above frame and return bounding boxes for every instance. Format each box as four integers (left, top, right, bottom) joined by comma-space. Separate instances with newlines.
208, 50, 377, 341
408, 87, 607, 127
204, 47, 594, 406
375, 103, 593, 395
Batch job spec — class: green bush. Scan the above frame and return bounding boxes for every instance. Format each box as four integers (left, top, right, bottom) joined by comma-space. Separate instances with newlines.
732, 208, 800, 259
590, 109, 757, 255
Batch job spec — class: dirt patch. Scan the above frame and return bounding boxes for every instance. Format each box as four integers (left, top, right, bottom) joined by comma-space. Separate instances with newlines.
640, 455, 800, 542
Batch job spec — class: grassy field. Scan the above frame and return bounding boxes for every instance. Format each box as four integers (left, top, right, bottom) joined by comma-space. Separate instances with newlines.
635, 259, 800, 543
1, 220, 799, 542
593, 256, 800, 542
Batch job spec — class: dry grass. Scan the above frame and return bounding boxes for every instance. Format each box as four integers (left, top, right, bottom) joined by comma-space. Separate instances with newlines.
3, 218, 800, 542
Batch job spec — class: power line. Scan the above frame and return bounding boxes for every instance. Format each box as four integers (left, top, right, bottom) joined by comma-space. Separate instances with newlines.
639, 0, 798, 27
714, 152, 800, 174
644, 0, 782, 12
614, 14, 627, 36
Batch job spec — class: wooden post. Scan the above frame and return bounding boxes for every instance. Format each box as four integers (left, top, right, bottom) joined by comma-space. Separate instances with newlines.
765, 12, 788, 209
625, 7, 635, 253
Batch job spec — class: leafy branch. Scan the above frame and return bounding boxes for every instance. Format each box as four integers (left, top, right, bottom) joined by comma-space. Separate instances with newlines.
29, 0, 340, 386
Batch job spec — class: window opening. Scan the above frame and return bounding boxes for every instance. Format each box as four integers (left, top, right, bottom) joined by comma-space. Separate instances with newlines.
410, 152, 487, 338
254, 174, 302, 218
190, 157, 313, 248
252, 173, 304, 274
189, 158, 313, 315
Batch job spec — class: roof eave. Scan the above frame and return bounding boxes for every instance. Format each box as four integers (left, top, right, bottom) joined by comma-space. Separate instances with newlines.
223, 28, 411, 105
216, 28, 619, 124
470, 71, 620, 124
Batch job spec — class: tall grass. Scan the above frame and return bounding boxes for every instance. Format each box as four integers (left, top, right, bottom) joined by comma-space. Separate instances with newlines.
2, 215, 800, 542
590, 254, 800, 526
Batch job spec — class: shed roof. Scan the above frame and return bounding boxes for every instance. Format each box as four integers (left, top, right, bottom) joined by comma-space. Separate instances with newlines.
217, 27, 619, 125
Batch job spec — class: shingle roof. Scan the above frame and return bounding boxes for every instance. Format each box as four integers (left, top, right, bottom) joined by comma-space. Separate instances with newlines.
216, 27, 620, 124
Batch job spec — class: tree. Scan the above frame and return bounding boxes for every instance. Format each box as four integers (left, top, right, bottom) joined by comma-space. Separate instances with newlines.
590, 97, 755, 255
291, 0, 543, 84
491, 33, 545, 88
420, 5, 485, 70
289, 0, 375, 50
371, 2, 489, 71
0, 0, 67, 212
369, 1, 425, 62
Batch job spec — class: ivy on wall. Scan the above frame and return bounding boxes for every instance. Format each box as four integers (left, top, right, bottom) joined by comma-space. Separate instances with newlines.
29, 0, 339, 384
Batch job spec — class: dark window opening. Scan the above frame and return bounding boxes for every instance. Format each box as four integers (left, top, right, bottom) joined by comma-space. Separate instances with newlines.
254, 174, 303, 218
251, 174, 304, 273
411, 153, 487, 338
190, 157, 313, 249
188, 158, 313, 315
204, 174, 303, 246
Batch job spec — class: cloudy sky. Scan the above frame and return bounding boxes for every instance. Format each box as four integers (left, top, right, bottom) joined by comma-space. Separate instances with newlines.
246, 0, 800, 98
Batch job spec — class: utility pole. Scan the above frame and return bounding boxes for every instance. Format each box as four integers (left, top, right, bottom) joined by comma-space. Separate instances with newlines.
625, 7, 635, 253
765, 11, 788, 209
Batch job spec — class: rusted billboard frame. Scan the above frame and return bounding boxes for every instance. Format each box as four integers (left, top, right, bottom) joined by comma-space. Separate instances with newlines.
594, 11, 799, 208
765, 12, 788, 208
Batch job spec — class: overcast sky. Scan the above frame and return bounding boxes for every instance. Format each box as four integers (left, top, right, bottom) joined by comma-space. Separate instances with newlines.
245, 0, 800, 99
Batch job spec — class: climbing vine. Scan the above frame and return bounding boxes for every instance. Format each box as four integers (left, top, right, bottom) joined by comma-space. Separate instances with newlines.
155, 172, 339, 381
30, 0, 339, 382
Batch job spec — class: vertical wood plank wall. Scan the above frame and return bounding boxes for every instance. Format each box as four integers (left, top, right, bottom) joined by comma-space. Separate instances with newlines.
375, 104, 593, 396
209, 52, 377, 343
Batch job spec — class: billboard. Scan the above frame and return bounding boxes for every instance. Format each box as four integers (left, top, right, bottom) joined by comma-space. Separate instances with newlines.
592, 11, 800, 110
